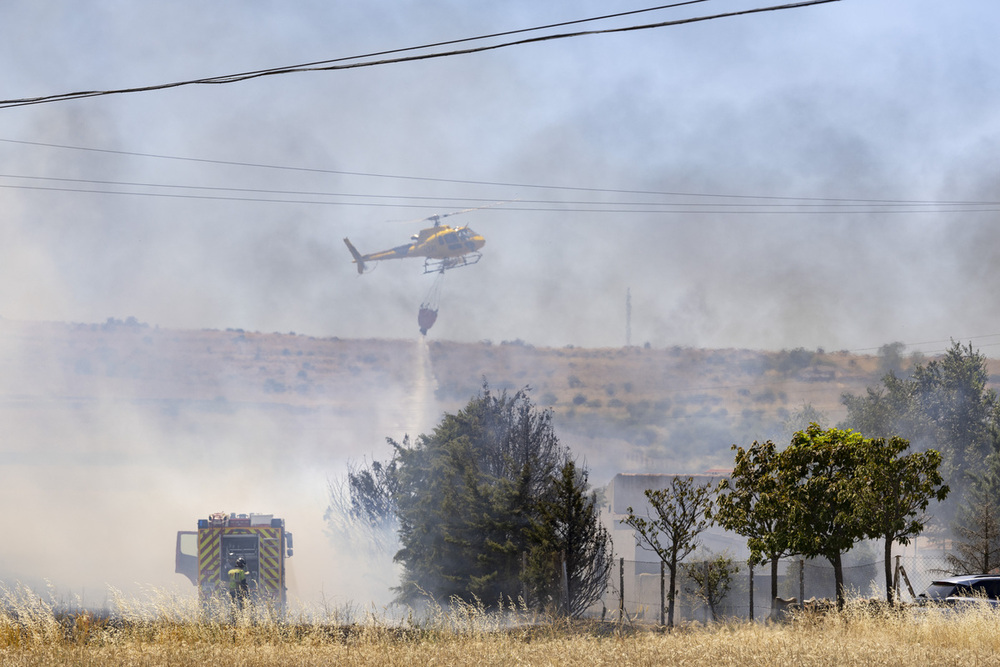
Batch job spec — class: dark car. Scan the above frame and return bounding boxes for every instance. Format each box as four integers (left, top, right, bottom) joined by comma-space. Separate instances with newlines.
917, 575, 1000, 606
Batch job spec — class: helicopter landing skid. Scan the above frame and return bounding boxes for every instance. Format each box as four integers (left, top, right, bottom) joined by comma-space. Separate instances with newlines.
423, 253, 482, 274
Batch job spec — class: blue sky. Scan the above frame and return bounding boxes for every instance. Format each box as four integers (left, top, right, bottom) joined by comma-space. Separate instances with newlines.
3, 0, 1000, 355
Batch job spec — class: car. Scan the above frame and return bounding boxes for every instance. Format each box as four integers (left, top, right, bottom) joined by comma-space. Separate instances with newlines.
917, 575, 1000, 606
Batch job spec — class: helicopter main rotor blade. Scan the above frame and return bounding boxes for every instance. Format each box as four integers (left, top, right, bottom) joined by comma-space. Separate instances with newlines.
393, 200, 512, 226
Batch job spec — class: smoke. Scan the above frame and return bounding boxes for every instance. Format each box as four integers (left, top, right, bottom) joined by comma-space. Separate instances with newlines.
1, 0, 999, 606
0, 322, 441, 609
1, 1, 998, 351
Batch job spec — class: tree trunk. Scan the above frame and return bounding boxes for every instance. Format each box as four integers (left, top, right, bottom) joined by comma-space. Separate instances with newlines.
667, 554, 678, 628
883, 536, 894, 605
832, 551, 845, 610
770, 555, 779, 609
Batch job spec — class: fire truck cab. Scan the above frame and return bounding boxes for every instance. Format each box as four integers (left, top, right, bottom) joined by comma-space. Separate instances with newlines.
175, 512, 293, 610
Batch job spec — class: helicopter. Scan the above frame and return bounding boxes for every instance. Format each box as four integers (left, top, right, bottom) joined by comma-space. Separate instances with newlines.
343, 207, 493, 275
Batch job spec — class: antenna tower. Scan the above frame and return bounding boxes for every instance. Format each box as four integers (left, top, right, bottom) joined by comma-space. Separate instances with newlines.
626, 288, 632, 347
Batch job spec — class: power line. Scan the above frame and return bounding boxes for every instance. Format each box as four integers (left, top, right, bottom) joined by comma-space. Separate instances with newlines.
0, 0, 839, 109
6, 138, 1000, 212
4, 179, 1000, 215
170, 0, 723, 82
3, 171, 999, 208
849, 334, 1000, 355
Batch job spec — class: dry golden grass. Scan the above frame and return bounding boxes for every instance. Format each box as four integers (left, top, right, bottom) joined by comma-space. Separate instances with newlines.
4, 584, 1000, 666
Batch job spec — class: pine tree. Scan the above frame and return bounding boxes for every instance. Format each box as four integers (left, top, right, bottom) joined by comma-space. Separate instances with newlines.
947, 459, 1000, 575
525, 459, 614, 617
392, 385, 568, 606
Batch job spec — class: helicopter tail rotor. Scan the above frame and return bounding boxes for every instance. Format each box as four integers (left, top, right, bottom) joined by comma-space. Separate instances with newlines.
343, 238, 367, 275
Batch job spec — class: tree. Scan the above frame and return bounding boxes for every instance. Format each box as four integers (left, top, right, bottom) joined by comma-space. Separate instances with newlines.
842, 341, 1000, 489
390, 386, 612, 611
721, 427, 948, 608
714, 440, 797, 609
682, 552, 738, 622
621, 476, 714, 628
840, 376, 916, 440
947, 457, 1000, 575
324, 452, 401, 555
910, 342, 998, 480
781, 404, 827, 442
877, 341, 907, 377
392, 385, 566, 605
857, 436, 949, 603
524, 459, 614, 617
776, 424, 869, 609
347, 453, 400, 526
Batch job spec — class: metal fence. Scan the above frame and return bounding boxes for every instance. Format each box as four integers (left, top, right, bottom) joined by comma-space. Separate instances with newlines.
594, 552, 953, 623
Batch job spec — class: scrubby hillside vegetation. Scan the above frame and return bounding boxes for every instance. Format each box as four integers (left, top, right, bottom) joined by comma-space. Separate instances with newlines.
427, 340, 948, 475
3, 317, 995, 479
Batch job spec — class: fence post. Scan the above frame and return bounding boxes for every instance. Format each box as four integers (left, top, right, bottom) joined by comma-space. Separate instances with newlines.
748, 561, 754, 622
898, 563, 916, 600
660, 560, 665, 627
703, 560, 710, 623
894, 554, 900, 603
522, 552, 528, 604
799, 559, 805, 603
619, 557, 624, 622
560, 551, 569, 615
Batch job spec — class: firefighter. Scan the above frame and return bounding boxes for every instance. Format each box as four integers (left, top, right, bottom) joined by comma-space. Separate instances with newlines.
228, 557, 250, 610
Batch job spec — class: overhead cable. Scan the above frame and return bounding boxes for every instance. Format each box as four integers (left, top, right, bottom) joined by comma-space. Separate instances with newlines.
6, 136, 988, 211
2, 179, 997, 215
0, 0, 839, 109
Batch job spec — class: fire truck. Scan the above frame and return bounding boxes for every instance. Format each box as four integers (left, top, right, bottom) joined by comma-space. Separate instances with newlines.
175, 512, 293, 610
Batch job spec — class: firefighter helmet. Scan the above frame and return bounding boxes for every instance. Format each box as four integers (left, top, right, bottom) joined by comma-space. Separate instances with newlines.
235, 557, 246, 568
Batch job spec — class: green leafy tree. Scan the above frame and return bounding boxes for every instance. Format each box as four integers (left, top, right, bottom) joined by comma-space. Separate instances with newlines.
721, 428, 948, 608
524, 459, 614, 617
682, 552, 738, 622
857, 436, 949, 603
714, 440, 797, 608
621, 476, 714, 628
776, 424, 869, 609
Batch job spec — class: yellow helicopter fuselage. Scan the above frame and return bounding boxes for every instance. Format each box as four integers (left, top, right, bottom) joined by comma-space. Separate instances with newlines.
344, 224, 485, 274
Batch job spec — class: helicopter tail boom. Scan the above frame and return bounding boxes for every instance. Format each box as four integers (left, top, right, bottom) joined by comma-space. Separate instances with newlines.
343, 238, 367, 274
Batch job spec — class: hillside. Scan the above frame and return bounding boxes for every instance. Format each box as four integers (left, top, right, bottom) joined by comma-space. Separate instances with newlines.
4, 317, 994, 480
429, 340, 882, 474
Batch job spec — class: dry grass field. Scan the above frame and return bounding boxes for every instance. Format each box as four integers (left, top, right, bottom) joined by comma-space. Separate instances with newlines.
3, 586, 1000, 667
